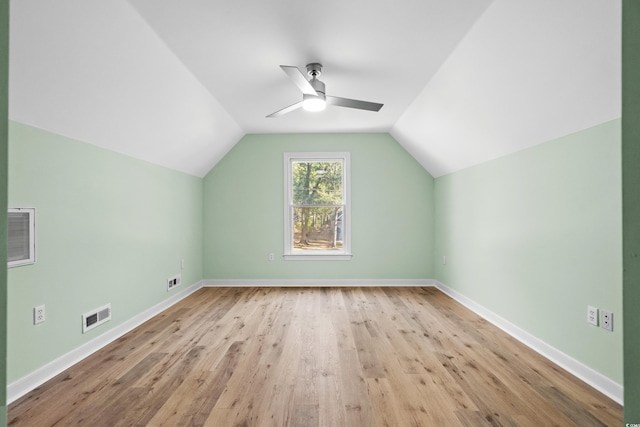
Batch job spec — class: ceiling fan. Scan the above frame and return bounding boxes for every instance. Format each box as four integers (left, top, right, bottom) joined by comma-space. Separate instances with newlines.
266, 63, 383, 118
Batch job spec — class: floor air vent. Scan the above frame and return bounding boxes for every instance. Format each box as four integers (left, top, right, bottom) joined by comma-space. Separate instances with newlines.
82, 303, 111, 333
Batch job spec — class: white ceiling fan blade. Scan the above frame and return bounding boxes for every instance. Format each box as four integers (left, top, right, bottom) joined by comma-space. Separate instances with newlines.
266, 101, 303, 118
280, 65, 318, 96
326, 96, 383, 112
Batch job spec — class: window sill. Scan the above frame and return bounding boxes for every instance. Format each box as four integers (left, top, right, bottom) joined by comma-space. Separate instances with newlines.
284, 252, 352, 261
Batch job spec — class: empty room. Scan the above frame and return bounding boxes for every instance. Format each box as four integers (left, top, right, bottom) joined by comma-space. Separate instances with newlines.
1, 0, 639, 426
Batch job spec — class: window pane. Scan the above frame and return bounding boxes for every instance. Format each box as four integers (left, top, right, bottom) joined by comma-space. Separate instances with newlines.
292, 161, 343, 205
293, 206, 343, 250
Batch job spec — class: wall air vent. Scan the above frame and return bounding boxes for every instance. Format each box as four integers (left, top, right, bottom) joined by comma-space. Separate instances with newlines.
82, 304, 112, 333
167, 274, 182, 291
8, 208, 36, 268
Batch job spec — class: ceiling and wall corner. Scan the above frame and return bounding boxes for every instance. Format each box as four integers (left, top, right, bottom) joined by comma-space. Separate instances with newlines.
391, 0, 622, 178
8, 1, 244, 178
8, 0, 620, 178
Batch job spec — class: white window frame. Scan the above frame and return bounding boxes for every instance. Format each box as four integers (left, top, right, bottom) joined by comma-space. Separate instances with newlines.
284, 152, 351, 261
8, 207, 36, 268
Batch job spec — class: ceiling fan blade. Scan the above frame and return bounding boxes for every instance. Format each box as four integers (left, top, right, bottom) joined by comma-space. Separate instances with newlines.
266, 101, 303, 118
326, 96, 383, 112
280, 65, 317, 96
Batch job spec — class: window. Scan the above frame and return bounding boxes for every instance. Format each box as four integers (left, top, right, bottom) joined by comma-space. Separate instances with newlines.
284, 152, 351, 260
8, 208, 36, 267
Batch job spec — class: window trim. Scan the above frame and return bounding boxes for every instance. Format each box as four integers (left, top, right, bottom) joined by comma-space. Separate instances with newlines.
284, 152, 351, 261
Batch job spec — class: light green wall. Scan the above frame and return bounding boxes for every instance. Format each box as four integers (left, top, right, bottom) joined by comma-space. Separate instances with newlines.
5, 119, 628, 408
7, 122, 203, 383
203, 133, 434, 280
434, 119, 623, 383
623, 0, 640, 422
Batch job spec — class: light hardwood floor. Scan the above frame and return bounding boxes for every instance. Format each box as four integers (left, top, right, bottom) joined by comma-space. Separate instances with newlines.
8, 287, 622, 426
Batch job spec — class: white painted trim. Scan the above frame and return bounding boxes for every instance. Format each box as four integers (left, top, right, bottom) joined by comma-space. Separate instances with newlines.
9, 278, 621, 408
7, 280, 204, 404
203, 278, 436, 287
434, 280, 624, 405
283, 152, 351, 259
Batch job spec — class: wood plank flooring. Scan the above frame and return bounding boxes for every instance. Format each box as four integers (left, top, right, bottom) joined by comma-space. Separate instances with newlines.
8, 287, 622, 426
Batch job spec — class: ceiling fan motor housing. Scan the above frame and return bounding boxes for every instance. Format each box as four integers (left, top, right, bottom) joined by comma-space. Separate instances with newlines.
309, 78, 325, 96
303, 65, 326, 111
306, 64, 326, 108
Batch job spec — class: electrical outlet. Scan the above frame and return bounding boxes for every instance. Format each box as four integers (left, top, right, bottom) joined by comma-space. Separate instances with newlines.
268, 253, 274, 261
442, 255, 446, 265
180, 259, 185, 269
601, 310, 613, 332
34, 305, 45, 325
587, 306, 599, 326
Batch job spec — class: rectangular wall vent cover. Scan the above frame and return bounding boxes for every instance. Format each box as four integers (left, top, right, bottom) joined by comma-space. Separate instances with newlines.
82, 303, 111, 333
167, 274, 182, 291
8, 208, 36, 268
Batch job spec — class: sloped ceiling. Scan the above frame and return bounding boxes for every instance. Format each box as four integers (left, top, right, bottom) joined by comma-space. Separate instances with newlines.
392, 0, 621, 177
9, 0, 620, 178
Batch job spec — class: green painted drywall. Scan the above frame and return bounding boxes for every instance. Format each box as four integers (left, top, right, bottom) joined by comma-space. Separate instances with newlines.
203, 133, 434, 280
7, 122, 203, 383
623, 0, 640, 421
434, 120, 623, 384
1, 0, 8, 423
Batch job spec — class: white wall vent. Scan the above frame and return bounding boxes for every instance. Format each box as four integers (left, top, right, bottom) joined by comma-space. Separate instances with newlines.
82, 304, 111, 333
8, 208, 36, 268
167, 274, 182, 291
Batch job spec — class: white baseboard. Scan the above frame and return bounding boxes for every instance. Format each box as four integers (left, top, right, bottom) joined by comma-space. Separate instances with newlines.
434, 281, 623, 405
203, 278, 436, 287
7, 280, 204, 405
8, 279, 623, 407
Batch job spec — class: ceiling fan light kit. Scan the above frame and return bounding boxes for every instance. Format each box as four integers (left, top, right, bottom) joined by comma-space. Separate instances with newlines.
302, 94, 326, 112
267, 63, 383, 118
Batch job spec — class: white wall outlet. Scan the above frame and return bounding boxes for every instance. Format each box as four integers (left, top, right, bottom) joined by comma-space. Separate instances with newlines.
268, 253, 274, 261
180, 259, 185, 269
34, 305, 45, 325
442, 255, 446, 265
587, 306, 599, 326
601, 310, 613, 332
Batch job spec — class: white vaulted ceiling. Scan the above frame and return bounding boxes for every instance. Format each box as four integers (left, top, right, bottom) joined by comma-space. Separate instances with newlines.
9, 0, 621, 178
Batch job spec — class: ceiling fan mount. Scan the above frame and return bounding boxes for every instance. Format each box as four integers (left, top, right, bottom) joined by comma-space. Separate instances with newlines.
305, 62, 323, 78
266, 63, 383, 118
